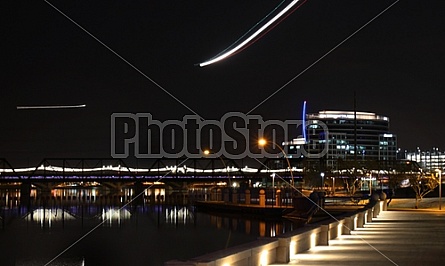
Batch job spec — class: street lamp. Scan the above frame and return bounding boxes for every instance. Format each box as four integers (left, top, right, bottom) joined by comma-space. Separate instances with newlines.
258, 138, 294, 187
435, 169, 442, 210
320, 172, 325, 192
271, 173, 276, 207
271, 173, 276, 189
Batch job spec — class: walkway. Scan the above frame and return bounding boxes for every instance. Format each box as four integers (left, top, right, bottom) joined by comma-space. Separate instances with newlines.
272, 208, 445, 266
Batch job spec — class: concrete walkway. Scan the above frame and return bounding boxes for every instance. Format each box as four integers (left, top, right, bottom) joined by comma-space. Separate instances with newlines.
387, 197, 443, 210
272, 205, 445, 266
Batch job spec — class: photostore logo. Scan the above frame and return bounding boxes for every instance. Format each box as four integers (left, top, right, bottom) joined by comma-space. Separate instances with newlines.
111, 112, 328, 159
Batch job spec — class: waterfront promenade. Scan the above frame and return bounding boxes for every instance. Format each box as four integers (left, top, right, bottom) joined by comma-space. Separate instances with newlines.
165, 197, 445, 266
272, 198, 445, 266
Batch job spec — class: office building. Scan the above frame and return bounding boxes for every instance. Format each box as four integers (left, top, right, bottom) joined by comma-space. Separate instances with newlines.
285, 110, 397, 169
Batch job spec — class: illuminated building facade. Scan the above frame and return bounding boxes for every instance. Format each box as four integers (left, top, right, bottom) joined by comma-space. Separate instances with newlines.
285, 110, 397, 169
405, 147, 445, 173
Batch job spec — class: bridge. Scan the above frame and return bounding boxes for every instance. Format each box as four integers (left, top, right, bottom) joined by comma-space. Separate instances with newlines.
0, 157, 423, 185
0, 157, 302, 183
0, 157, 307, 208
0, 157, 424, 210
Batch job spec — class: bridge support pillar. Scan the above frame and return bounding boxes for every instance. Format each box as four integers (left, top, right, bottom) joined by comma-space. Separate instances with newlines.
38, 186, 52, 207
20, 181, 32, 208
133, 181, 144, 206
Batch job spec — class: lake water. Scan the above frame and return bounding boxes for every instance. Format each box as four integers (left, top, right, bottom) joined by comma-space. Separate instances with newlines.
0, 187, 300, 266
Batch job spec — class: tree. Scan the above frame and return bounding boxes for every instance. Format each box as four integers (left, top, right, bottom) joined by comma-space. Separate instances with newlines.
385, 172, 407, 206
337, 159, 362, 197
386, 160, 432, 208
409, 173, 439, 209
341, 169, 362, 196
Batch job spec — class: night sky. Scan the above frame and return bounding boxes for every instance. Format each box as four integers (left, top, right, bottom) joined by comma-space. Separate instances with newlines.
2, 0, 444, 166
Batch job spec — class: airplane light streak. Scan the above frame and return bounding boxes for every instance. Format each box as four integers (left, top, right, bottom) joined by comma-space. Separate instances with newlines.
17, 104, 87, 110
198, 0, 307, 67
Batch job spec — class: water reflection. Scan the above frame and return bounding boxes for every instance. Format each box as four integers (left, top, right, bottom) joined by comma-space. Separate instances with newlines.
206, 213, 296, 238
164, 206, 193, 224
0, 186, 301, 265
101, 207, 131, 227
1, 187, 299, 236
24, 208, 76, 228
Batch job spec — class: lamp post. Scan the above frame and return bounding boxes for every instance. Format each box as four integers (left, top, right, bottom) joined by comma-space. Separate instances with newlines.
271, 173, 276, 189
436, 169, 442, 210
271, 173, 276, 207
320, 172, 325, 192
367, 172, 372, 195
258, 138, 294, 187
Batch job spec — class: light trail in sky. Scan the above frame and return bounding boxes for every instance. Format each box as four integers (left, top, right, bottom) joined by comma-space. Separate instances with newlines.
17, 104, 86, 110
198, 0, 307, 67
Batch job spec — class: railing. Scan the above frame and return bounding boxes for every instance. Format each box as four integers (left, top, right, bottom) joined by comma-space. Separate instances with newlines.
324, 195, 368, 206
165, 196, 387, 266
189, 187, 297, 207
